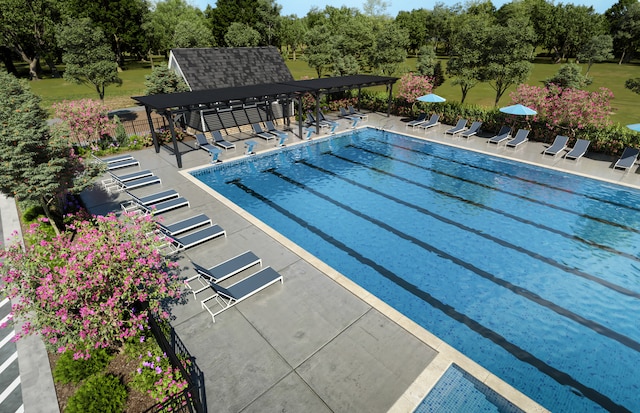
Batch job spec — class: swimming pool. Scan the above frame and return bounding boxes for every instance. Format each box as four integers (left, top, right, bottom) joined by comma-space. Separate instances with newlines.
191, 128, 640, 412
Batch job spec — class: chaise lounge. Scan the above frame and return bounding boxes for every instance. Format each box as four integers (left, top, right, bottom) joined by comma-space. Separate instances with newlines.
417, 114, 440, 131
155, 214, 212, 236
211, 130, 236, 151
92, 153, 140, 170
460, 121, 482, 138
102, 170, 160, 193
252, 123, 276, 141
445, 119, 468, 135
506, 129, 530, 149
406, 113, 427, 129
121, 189, 179, 213
488, 126, 512, 145
542, 135, 569, 156
613, 147, 640, 171
186, 250, 262, 297
564, 139, 590, 161
201, 266, 283, 323
160, 224, 226, 255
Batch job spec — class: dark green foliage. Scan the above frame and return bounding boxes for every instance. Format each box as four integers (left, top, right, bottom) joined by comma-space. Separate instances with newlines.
23, 205, 46, 222
53, 348, 112, 384
626, 78, 640, 94
544, 63, 592, 89
112, 116, 129, 147
144, 67, 190, 95
64, 374, 127, 413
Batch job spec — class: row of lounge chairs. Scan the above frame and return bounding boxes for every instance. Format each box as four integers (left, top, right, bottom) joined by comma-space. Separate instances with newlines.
185, 249, 283, 323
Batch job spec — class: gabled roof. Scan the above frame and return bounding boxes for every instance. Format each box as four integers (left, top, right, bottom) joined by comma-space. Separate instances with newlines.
169, 47, 294, 91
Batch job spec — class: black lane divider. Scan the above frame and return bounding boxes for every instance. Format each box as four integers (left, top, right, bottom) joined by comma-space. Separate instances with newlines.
324, 152, 640, 265
353, 143, 640, 236
305, 156, 640, 300
229, 177, 631, 413
374, 137, 640, 215
269, 166, 640, 355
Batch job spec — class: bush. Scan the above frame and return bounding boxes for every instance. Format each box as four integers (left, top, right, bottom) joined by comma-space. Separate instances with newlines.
64, 374, 127, 413
53, 348, 112, 384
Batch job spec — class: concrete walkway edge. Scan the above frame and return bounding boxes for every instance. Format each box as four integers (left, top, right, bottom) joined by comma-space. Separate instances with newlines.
0, 194, 60, 413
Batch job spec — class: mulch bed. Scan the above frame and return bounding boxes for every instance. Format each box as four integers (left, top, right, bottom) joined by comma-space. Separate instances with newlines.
48, 350, 156, 412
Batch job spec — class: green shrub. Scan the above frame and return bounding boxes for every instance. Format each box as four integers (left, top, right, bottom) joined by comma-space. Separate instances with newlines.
22, 205, 46, 222
53, 348, 112, 384
64, 374, 127, 413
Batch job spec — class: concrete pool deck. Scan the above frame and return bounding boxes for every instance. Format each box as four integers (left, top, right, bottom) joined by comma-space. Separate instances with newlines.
80, 112, 640, 413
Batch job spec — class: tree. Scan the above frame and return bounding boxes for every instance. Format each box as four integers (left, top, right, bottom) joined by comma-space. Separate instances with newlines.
605, 0, 640, 63
0, 0, 63, 79
416, 45, 437, 77
394, 9, 430, 56
52, 99, 116, 147
173, 18, 215, 49
206, 0, 282, 46
62, 0, 149, 67
396, 72, 434, 104
144, 67, 190, 95
279, 15, 306, 60
479, 16, 535, 106
0, 72, 101, 233
544, 63, 592, 89
543, 4, 607, 62
224, 22, 261, 47
0, 212, 182, 358
365, 21, 408, 75
625, 78, 640, 94
362, 0, 390, 17
56, 18, 121, 100
577, 35, 614, 75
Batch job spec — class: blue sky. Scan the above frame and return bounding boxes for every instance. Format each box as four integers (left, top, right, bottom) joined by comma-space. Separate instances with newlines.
189, 0, 617, 18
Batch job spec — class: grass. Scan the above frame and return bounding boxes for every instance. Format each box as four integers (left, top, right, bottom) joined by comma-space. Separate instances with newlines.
19, 55, 640, 125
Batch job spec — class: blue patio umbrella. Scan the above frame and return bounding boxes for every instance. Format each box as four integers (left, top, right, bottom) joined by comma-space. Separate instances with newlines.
417, 93, 446, 103
499, 104, 537, 116
627, 124, 640, 132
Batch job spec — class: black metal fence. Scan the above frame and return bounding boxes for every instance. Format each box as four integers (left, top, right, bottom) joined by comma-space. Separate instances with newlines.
121, 117, 168, 137
144, 313, 205, 413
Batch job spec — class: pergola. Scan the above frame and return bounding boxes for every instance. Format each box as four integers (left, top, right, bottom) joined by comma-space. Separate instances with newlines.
132, 75, 397, 168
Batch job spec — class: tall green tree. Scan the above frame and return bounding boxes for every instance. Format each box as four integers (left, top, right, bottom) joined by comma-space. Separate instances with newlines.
224, 22, 261, 47
605, 0, 640, 63
544, 63, 592, 89
544, 4, 606, 62
365, 21, 408, 75
479, 16, 535, 105
416, 45, 437, 77
0, 72, 101, 234
206, 0, 281, 46
56, 18, 121, 100
577, 34, 614, 75
394, 9, 430, 56
279, 15, 306, 60
0, 0, 63, 79
62, 0, 149, 67
144, 67, 189, 95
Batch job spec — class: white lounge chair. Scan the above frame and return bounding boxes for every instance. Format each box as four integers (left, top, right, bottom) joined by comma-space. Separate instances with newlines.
564, 139, 590, 161
130, 197, 190, 215
542, 135, 569, 156
348, 105, 368, 121
211, 130, 235, 151
121, 189, 179, 213
506, 129, 530, 149
92, 154, 140, 170
155, 214, 211, 236
265, 121, 287, 139
186, 251, 262, 297
159, 224, 226, 255
445, 119, 467, 135
460, 121, 482, 138
488, 126, 512, 145
252, 124, 275, 141
339, 107, 358, 121
201, 266, 283, 322
613, 147, 640, 171
417, 114, 441, 131
406, 113, 427, 129
103, 170, 160, 193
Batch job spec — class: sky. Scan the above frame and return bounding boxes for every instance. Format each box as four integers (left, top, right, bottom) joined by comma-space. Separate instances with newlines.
190, 0, 618, 18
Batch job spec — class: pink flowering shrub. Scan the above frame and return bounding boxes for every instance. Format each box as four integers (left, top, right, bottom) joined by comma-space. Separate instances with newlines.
52, 99, 115, 146
131, 349, 190, 403
0, 212, 181, 359
509, 84, 613, 137
396, 73, 434, 104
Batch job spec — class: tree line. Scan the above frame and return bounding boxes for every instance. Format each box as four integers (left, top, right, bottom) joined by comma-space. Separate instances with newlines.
1, 0, 639, 102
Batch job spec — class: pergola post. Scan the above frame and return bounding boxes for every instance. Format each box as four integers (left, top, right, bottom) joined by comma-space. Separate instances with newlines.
146, 106, 160, 154
297, 97, 303, 139
386, 83, 393, 117
166, 111, 182, 169
314, 92, 321, 135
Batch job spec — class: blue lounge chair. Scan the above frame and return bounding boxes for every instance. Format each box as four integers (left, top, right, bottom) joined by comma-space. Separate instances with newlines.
488, 126, 512, 145
417, 114, 441, 131
195, 134, 222, 162
564, 139, 590, 161
506, 129, 530, 148
156, 214, 211, 236
406, 113, 427, 129
348, 105, 368, 121
131, 197, 190, 215
121, 189, 179, 213
211, 130, 235, 151
264, 121, 288, 139
445, 119, 468, 135
318, 111, 339, 127
614, 147, 640, 171
160, 224, 226, 255
103, 170, 160, 193
305, 112, 330, 130
186, 251, 263, 297
201, 266, 283, 323
460, 121, 482, 138
542, 135, 569, 156
339, 107, 358, 121
252, 124, 275, 141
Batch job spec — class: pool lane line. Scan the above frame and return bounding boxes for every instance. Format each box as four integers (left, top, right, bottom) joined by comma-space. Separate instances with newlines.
351, 143, 640, 237
228, 177, 631, 413
307, 156, 640, 300
374, 137, 640, 215
266, 166, 640, 356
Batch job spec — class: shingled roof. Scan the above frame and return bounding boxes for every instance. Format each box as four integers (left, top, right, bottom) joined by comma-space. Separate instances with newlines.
169, 47, 294, 91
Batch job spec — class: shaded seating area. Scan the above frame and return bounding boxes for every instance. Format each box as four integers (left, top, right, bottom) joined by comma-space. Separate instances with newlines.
506, 129, 530, 149
211, 130, 235, 151
252, 123, 276, 141
445, 119, 467, 135
488, 126, 512, 145
201, 266, 283, 323
460, 121, 482, 138
564, 139, 590, 161
542, 135, 569, 156
186, 251, 263, 297
614, 147, 640, 171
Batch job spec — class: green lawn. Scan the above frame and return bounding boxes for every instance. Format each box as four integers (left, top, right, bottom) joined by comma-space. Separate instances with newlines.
21, 56, 640, 125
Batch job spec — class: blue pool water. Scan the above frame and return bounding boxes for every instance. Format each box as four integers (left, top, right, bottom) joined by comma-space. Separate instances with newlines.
191, 128, 640, 412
